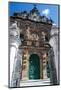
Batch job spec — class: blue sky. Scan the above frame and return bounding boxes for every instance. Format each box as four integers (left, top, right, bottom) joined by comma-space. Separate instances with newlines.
9, 2, 59, 26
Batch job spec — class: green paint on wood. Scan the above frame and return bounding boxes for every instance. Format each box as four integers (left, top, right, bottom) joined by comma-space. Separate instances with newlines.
29, 54, 40, 79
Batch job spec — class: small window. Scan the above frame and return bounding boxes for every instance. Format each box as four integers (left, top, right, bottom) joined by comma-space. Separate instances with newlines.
20, 34, 24, 40
45, 35, 49, 41
47, 61, 50, 78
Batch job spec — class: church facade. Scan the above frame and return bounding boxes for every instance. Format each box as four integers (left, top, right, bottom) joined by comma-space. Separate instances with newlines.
9, 6, 59, 87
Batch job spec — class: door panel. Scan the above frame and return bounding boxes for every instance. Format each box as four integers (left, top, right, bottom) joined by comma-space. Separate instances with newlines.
29, 54, 40, 79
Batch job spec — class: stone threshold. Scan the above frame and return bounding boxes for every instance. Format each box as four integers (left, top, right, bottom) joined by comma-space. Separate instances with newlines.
20, 78, 51, 87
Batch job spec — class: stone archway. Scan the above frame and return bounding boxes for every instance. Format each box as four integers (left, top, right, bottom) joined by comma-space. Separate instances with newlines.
29, 54, 40, 79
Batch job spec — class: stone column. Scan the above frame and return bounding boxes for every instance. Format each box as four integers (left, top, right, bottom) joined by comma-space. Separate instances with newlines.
48, 48, 57, 85
42, 51, 48, 79
11, 48, 22, 87
22, 48, 29, 80
49, 27, 59, 84
9, 21, 22, 87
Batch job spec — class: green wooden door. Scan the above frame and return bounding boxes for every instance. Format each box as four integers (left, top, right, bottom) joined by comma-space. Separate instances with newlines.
29, 54, 40, 79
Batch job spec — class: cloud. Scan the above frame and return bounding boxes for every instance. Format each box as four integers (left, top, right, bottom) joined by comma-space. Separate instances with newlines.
42, 9, 50, 17
53, 23, 56, 26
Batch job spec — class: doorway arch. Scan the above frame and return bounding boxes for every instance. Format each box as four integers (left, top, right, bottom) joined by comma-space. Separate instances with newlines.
29, 54, 40, 79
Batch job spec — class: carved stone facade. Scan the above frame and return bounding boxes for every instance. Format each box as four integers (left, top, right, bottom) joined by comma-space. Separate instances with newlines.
9, 6, 58, 87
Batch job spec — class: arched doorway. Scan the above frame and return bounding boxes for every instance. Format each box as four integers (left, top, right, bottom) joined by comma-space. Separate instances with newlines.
29, 54, 40, 79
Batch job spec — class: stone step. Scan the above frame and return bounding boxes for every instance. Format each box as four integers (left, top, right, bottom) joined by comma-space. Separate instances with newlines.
20, 79, 51, 87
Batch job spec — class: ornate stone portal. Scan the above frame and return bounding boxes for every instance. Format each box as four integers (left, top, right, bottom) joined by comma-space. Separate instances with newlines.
9, 6, 58, 87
